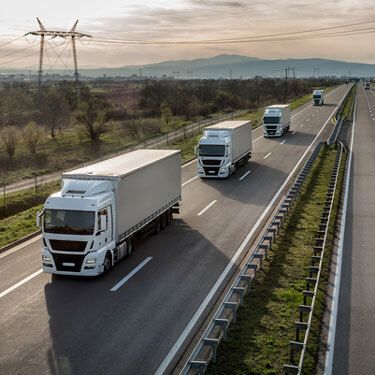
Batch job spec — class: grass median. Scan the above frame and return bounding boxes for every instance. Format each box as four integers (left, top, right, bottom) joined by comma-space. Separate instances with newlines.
207, 145, 344, 375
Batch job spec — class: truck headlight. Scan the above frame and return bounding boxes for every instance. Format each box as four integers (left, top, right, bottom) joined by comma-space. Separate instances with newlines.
198, 167, 203, 172
220, 167, 227, 173
42, 255, 51, 262
86, 257, 97, 264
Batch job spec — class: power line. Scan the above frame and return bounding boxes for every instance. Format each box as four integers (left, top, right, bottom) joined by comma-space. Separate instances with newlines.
0, 42, 38, 60
0, 35, 26, 49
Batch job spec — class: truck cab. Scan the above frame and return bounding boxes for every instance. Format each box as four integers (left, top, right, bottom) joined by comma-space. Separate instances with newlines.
38, 179, 116, 276
263, 105, 291, 137
313, 90, 324, 106
364, 81, 370, 90
197, 130, 233, 178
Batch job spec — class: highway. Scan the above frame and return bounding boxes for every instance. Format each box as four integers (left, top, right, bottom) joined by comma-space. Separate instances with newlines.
332, 85, 375, 374
0, 85, 350, 375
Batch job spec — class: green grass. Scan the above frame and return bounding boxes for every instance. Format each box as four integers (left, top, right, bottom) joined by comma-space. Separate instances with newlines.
207, 145, 341, 375
0, 204, 42, 248
0, 181, 60, 220
341, 86, 356, 122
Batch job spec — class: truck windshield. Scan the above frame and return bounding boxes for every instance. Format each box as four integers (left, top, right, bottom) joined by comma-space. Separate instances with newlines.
199, 145, 225, 157
44, 209, 95, 235
264, 116, 280, 124
313, 94, 321, 99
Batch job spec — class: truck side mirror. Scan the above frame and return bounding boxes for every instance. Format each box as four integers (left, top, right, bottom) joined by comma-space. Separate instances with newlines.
226, 146, 231, 156
36, 212, 41, 228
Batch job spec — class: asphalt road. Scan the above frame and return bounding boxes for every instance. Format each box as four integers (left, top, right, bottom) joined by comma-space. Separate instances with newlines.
0, 85, 350, 375
332, 86, 375, 374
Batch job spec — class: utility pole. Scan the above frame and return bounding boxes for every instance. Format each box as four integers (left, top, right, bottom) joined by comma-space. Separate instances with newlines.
283, 68, 288, 103
26, 18, 91, 99
139, 68, 142, 80
230, 70, 233, 80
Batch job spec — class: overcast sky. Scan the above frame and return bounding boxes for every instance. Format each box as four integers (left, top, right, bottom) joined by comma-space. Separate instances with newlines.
1, 0, 374, 69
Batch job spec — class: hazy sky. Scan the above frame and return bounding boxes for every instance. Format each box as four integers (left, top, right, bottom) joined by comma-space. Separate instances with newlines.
1, 0, 374, 69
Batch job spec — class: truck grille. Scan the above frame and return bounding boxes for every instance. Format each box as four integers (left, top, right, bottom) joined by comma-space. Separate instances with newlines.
203, 167, 219, 176
52, 253, 85, 272
202, 160, 221, 166
265, 125, 277, 130
49, 240, 87, 252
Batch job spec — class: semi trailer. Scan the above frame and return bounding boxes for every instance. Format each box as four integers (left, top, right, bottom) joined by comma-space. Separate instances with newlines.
196, 120, 252, 178
313, 89, 324, 106
262, 104, 291, 137
37, 149, 181, 276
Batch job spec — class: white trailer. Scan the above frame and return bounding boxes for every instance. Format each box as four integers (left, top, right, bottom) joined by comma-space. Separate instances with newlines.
263, 104, 291, 137
313, 89, 324, 105
196, 120, 252, 178
37, 150, 181, 276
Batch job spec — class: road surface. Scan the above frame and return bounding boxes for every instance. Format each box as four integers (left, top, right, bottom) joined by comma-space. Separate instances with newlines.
332, 86, 375, 374
0, 85, 350, 375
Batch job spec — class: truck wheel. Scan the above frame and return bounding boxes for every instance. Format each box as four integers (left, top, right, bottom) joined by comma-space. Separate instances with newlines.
161, 212, 167, 230
103, 252, 112, 274
126, 238, 134, 258
166, 209, 173, 226
154, 217, 161, 235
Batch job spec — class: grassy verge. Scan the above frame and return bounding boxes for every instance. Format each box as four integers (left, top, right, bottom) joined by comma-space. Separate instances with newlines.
341, 86, 356, 122
0, 181, 60, 220
207, 145, 341, 375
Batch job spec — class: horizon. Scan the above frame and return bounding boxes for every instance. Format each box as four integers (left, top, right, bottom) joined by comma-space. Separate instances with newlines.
1, 0, 375, 70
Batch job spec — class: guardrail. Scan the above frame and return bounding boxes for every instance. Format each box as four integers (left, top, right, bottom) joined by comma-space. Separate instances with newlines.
283, 142, 344, 374
181, 141, 324, 375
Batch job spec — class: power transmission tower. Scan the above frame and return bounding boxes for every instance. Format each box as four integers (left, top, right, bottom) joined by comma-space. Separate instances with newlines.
283, 68, 288, 102
26, 18, 91, 99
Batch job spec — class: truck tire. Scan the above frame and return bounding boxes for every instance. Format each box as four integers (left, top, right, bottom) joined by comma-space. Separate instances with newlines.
161, 212, 167, 230
126, 237, 134, 258
154, 217, 161, 235
102, 252, 112, 274
166, 209, 173, 226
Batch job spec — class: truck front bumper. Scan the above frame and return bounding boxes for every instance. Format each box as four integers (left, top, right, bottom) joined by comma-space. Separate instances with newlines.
198, 165, 230, 178
42, 249, 103, 276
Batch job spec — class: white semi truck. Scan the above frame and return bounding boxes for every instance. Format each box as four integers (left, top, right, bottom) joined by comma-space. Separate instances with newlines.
313, 89, 324, 106
262, 105, 291, 137
37, 149, 181, 276
196, 121, 252, 178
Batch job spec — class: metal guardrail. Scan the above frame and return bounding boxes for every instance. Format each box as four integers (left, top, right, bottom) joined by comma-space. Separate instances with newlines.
181, 141, 324, 375
283, 143, 344, 374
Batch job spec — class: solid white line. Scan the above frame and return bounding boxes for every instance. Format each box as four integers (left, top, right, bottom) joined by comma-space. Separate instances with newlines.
239, 170, 251, 181
197, 200, 217, 216
324, 91, 357, 375
182, 159, 197, 168
182, 176, 198, 187
0, 235, 41, 260
264, 152, 272, 159
0, 269, 43, 299
110, 257, 153, 292
280, 140, 286, 145
253, 134, 263, 143
155, 87, 349, 375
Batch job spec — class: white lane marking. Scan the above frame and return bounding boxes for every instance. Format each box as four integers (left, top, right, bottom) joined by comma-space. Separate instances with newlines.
253, 134, 263, 143
239, 170, 251, 181
280, 140, 286, 145
197, 200, 217, 216
300, 124, 304, 127
156, 88, 349, 375
264, 152, 272, 159
0, 269, 43, 299
312, 113, 315, 117
182, 159, 197, 169
306, 118, 310, 122
111, 257, 153, 292
182, 176, 198, 187
324, 91, 357, 374
0, 235, 41, 260
292, 131, 296, 135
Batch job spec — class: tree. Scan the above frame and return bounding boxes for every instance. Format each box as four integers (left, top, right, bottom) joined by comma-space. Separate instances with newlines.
39, 89, 70, 139
1, 127, 18, 159
160, 104, 173, 128
22, 121, 42, 155
75, 96, 110, 142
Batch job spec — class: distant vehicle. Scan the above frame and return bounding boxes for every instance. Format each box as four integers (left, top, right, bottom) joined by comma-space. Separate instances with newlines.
196, 121, 252, 178
37, 149, 181, 276
262, 104, 291, 137
364, 81, 370, 90
313, 89, 324, 106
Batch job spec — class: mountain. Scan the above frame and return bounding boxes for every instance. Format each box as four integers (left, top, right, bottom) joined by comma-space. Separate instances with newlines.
1, 54, 374, 78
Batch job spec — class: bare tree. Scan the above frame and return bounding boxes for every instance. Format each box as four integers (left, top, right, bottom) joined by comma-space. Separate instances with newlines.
75, 96, 110, 142
1, 126, 19, 159
22, 121, 42, 155
160, 104, 173, 128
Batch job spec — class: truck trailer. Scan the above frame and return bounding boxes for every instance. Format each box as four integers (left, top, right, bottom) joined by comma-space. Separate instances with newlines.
262, 105, 291, 137
313, 89, 324, 106
196, 120, 252, 178
37, 149, 181, 276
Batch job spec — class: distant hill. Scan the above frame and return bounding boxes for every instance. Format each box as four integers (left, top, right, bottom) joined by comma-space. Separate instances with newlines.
1, 54, 374, 78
